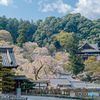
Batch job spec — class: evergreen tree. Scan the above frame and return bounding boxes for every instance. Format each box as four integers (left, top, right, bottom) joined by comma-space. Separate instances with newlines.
0, 53, 15, 93
17, 22, 28, 47
6, 18, 19, 43
57, 32, 84, 75
0, 54, 3, 92
67, 35, 84, 76
1, 68, 15, 92
21, 79, 36, 92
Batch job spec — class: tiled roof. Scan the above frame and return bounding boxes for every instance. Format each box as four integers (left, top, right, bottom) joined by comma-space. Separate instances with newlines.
50, 79, 71, 87
60, 74, 73, 81
81, 49, 100, 53
31, 80, 50, 84
90, 44, 98, 49
86, 84, 100, 89
0, 47, 18, 68
70, 81, 86, 88
79, 42, 98, 50
9, 75, 27, 80
79, 42, 100, 53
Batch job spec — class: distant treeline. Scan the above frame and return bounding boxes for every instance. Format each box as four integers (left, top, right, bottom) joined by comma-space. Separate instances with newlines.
0, 16, 37, 43
0, 13, 100, 49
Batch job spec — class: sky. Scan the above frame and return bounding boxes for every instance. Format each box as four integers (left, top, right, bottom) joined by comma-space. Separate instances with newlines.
0, 0, 100, 22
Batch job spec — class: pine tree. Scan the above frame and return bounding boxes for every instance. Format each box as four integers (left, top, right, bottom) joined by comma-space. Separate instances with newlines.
0, 53, 15, 93
67, 35, 84, 76
0, 54, 3, 92
17, 22, 28, 47
21, 79, 36, 92
1, 68, 15, 92
68, 54, 84, 75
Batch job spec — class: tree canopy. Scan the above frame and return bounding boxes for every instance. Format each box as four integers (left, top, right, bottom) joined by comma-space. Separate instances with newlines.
21, 79, 36, 91
0, 13, 100, 49
84, 56, 100, 75
17, 22, 28, 47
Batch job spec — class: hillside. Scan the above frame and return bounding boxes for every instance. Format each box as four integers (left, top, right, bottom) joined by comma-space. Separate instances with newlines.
33, 13, 100, 48
0, 13, 100, 50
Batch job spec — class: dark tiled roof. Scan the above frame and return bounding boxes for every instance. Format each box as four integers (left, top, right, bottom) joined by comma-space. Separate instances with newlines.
79, 42, 98, 49
0, 47, 18, 68
9, 75, 27, 80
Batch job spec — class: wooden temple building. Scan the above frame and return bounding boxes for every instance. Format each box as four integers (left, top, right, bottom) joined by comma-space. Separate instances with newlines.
78, 42, 100, 60
0, 47, 26, 92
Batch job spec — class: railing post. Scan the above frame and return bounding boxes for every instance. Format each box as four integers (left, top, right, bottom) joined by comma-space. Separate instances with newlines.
40, 89, 41, 96
26, 90, 27, 95
32, 90, 33, 95
46, 89, 47, 96
81, 89, 82, 100
53, 89, 54, 97
92, 94, 94, 100
61, 91, 62, 98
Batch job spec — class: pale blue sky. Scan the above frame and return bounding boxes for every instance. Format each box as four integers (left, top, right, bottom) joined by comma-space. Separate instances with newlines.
0, 0, 100, 22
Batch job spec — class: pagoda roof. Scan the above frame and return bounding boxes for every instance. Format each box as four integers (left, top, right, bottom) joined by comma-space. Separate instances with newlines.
79, 42, 98, 49
79, 42, 100, 53
0, 47, 18, 68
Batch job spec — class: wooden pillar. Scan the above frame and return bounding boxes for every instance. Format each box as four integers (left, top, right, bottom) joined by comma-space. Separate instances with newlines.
39, 83, 40, 89
47, 83, 48, 88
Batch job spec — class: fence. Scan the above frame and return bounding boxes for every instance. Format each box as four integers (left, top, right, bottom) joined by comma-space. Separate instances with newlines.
0, 94, 27, 100
21, 88, 100, 100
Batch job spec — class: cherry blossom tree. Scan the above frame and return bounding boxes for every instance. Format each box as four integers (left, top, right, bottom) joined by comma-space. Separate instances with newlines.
31, 56, 64, 80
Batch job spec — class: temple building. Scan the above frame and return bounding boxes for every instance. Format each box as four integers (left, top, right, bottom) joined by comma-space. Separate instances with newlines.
0, 47, 26, 92
78, 42, 100, 60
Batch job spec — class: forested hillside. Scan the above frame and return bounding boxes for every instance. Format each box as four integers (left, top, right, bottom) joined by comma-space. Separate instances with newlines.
0, 16, 37, 43
0, 13, 100, 49
0, 13, 100, 82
